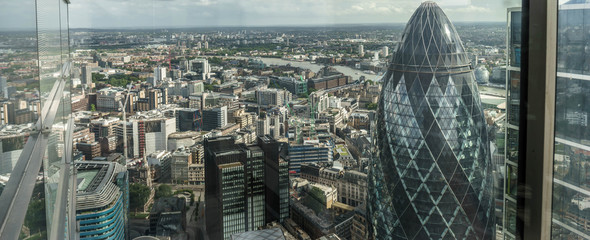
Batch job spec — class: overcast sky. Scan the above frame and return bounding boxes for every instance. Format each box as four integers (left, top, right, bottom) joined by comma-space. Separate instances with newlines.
1, 0, 521, 30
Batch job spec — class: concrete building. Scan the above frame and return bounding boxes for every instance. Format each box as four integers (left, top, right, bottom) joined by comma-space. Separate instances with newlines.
81, 64, 92, 87
96, 87, 125, 112
148, 89, 162, 110
381, 46, 389, 57
269, 76, 307, 95
256, 89, 292, 107
76, 141, 101, 160
116, 117, 176, 158
153, 66, 167, 86
358, 44, 364, 57
256, 117, 271, 138
189, 58, 210, 80
170, 146, 192, 184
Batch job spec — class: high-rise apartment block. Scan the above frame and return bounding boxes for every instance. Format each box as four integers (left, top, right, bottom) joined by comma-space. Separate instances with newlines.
153, 66, 167, 86
0, 76, 7, 99
189, 59, 210, 80
368, 2, 495, 239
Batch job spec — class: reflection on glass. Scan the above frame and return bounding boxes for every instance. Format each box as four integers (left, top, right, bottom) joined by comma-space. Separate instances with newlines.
552, 1, 590, 239
504, 8, 521, 239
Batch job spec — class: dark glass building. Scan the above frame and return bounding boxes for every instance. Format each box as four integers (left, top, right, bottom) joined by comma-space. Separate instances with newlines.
205, 136, 289, 240
368, 2, 495, 239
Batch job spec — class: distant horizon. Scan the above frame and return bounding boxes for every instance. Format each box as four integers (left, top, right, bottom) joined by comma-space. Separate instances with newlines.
0, 21, 506, 33
1, 0, 520, 30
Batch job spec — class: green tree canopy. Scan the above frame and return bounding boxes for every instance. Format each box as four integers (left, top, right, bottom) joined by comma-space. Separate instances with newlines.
155, 184, 173, 199
129, 183, 151, 212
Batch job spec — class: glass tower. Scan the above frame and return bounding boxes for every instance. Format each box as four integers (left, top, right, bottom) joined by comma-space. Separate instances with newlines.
552, 1, 590, 238
504, 8, 521, 240
368, 2, 495, 239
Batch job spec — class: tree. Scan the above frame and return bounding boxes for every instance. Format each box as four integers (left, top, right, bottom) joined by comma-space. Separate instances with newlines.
366, 103, 378, 110
90, 104, 96, 112
129, 183, 151, 212
24, 198, 46, 234
204, 84, 214, 91
155, 184, 173, 199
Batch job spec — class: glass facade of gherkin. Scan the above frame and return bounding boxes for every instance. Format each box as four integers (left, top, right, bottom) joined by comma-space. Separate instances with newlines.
368, 2, 495, 240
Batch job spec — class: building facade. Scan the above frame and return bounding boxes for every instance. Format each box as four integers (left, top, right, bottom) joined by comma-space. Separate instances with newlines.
76, 161, 129, 240
550, 2, 590, 239
202, 106, 228, 131
368, 2, 495, 239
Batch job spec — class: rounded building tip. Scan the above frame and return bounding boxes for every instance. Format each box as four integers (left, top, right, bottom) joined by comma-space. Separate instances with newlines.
421, 1, 439, 7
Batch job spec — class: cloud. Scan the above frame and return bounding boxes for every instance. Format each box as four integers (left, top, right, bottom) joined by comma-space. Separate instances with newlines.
66, 0, 514, 28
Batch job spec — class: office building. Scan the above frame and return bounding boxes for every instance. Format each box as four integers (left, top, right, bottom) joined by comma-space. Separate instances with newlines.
170, 146, 192, 184
176, 108, 202, 132
504, 8, 521, 239
258, 136, 290, 224
116, 117, 176, 158
368, 2, 495, 239
76, 161, 129, 240
81, 65, 92, 87
204, 136, 265, 240
96, 87, 125, 112
256, 89, 291, 107
76, 141, 101, 160
202, 106, 227, 131
549, 2, 590, 239
288, 140, 333, 175
269, 76, 307, 95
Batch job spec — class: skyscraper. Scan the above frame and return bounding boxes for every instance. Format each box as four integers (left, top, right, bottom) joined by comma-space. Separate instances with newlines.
204, 137, 265, 240
81, 65, 92, 88
153, 66, 167, 86
550, 1, 590, 238
0, 76, 7, 99
368, 2, 495, 239
504, 7, 521, 239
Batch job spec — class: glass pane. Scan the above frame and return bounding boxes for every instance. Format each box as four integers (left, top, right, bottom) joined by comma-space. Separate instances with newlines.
552, 2, 590, 240
67, 1, 521, 240
0, 0, 45, 238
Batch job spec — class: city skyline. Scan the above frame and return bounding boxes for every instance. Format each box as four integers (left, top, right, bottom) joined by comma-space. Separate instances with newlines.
0, 0, 520, 30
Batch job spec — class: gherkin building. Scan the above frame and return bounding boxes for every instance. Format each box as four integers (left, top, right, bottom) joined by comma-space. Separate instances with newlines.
368, 2, 495, 240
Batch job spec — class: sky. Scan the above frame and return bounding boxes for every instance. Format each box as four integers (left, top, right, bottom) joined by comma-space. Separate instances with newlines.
1, 0, 521, 30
